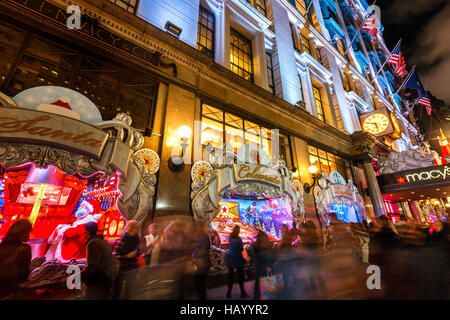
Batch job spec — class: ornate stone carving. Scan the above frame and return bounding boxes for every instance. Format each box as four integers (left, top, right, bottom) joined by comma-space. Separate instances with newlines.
190, 145, 305, 224
377, 148, 435, 174
0, 93, 159, 226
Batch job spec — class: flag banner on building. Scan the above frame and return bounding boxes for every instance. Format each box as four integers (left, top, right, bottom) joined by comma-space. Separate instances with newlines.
388, 44, 406, 77
361, 11, 378, 44
404, 71, 432, 116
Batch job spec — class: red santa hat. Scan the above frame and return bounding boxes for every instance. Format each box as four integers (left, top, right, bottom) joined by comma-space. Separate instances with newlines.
37, 96, 81, 120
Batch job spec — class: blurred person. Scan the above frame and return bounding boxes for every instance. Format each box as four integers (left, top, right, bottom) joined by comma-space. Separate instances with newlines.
112, 220, 140, 300
324, 214, 366, 299
141, 223, 160, 266
367, 216, 400, 298
81, 222, 114, 300
225, 225, 248, 298
253, 230, 275, 299
0, 219, 32, 299
192, 221, 211, 300
279, 224, 297, 296
159, 220, 193, 300
299, 220, 326, 299
391, 219, 430, 299
422, 220, 450, 299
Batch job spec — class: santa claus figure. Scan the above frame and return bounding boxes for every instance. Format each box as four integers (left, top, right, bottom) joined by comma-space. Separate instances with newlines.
45, 201, 101, 261
438, 129, 450, 165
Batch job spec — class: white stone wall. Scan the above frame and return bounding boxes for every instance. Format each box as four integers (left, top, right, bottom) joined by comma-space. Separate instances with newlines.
137, 0, 201, 47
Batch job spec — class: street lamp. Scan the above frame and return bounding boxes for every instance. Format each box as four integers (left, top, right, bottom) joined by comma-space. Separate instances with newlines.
303, 164, 324, 245
303, 165, 321, 193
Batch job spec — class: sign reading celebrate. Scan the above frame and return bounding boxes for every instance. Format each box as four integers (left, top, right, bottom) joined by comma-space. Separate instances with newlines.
234, 164, 281, 186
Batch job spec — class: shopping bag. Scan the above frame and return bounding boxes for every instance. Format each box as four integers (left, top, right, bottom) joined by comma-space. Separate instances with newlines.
260, 272, 281, 300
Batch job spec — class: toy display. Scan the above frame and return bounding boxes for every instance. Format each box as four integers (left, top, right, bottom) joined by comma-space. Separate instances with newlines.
211, 196, 293, 244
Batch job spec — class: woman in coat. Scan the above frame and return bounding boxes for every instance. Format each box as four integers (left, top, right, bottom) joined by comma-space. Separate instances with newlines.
0, 219, 32, 299
225, 225, 248, 298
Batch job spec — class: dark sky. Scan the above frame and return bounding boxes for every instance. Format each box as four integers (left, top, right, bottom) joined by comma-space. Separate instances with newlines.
376, 0, 450, 104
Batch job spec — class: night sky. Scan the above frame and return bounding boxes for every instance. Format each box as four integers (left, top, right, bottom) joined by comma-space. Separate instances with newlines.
376, 0, 450, 104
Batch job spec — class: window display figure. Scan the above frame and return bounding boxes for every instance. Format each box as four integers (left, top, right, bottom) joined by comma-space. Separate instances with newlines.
45, 201, 102, 261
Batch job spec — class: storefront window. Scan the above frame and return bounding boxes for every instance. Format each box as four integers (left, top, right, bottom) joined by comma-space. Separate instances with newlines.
0, 29, 157, 132
308, 145, 352, 180
312, 86, 326, 122
201, 103, 293, 167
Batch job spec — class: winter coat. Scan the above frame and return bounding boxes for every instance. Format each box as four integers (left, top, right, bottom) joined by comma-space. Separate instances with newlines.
225, 237, 244, 269
81, 236, 114, 285
0, 241, 31, 298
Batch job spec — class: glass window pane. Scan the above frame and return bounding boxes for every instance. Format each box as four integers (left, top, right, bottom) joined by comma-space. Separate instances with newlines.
318, 149, 327, 160
225, 125, 244, 153
201, 117, 223, 148
308, 145, 318, 155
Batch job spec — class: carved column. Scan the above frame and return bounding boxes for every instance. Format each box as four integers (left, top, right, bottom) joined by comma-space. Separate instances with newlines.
362, 159, 385, 217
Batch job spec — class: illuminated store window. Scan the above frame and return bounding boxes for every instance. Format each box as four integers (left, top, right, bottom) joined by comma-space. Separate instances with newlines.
289, 0, 307, 16
108, 0, 139, 13
201, 103, 293, 167
197, 6, 215, 58
1, 31, 157, 132
230, 29, 254, 82
316, 47, 325, 65
342, 71, 353, 92
308, 145, 352, 180
266, 52, 275, 94
300, 33, 312, 55
247, 0, 267, 17
312, 86, 325, 122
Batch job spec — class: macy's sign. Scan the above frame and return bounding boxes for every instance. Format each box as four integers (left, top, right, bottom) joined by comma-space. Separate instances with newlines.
404, 166, 450, 183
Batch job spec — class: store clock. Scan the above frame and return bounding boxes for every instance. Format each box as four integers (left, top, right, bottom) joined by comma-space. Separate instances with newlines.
360, 108, 394, 136
362, 113, 390, 135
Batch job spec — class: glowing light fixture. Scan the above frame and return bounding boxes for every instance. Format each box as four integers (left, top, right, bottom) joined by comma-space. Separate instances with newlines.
168, 125, 192, 172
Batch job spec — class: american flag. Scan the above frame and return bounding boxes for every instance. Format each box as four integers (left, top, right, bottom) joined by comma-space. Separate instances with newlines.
361, 14, 378, 44
388, 45, 406, 77
405, 70, 432, 116
419, 96, 432, 116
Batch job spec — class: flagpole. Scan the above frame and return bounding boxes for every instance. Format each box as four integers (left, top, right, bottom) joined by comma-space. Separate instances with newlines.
403, 97, 420, 117
305, 0, 314, 15
371, 39, 402, 81
344, 0, 377, 55
394, 65, 416, 95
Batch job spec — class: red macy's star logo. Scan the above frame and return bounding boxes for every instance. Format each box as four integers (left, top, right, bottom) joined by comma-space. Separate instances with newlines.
397, 176, 406, 184
222, 206, 229, 214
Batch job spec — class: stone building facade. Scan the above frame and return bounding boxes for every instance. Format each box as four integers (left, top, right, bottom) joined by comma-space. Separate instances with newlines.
0, 0, 423, 226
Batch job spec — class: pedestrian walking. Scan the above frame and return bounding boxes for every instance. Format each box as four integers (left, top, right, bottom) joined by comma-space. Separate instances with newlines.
253, 230, 275, 299
225, 225, 248, 298
81, 222, 114, 300
0, 219, 32, 299
112, 220, 141, 299
192, 221, 211, 300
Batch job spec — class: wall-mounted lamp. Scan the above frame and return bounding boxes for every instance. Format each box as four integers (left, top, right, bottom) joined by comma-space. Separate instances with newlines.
303, 164, 324, 243
303, 165, 322, 193
165, 21, 182, 37
168, 125, 191, 172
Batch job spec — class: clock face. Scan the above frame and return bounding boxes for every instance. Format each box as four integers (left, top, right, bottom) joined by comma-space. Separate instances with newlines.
363, 113, 390, 135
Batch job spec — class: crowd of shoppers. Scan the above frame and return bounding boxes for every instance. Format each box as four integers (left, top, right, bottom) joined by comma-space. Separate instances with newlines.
0, 214, 448, 300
